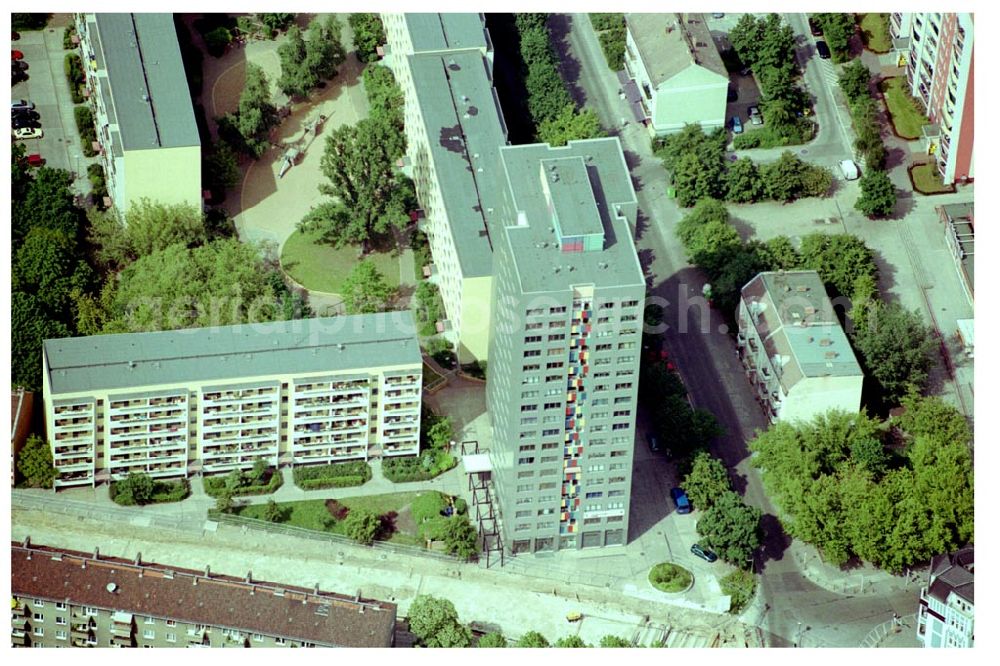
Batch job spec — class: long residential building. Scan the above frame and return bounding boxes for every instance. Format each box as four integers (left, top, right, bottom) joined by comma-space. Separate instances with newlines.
11, 540, 397, 648
74, 13, 202, 213
736, 271, 864, 424
890, 12, 974, 185
487, 138, 645, 553
42, 313, 422, 488
917, 546, 974, 648
623, 13, 728, 135
382, 13, 508, 363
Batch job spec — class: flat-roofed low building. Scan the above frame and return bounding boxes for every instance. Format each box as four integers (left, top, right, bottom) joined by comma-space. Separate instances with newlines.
42, 313, 422, 488
736, 271, 864, 424
10, 540, 396, 648
75, 13, 202, 213
623, 13, 729, 135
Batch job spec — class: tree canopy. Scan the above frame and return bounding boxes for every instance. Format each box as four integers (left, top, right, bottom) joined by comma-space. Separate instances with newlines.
277, 16, 346, 98
218, 63, 279, 158
340, 260, 396, 314
814, 13, 856, 62
696, 490, 762, 565
851, 300, 936, 403
683, 451, 733, 510
407, 595, 472, 648
538, 104, 604, 147
16, 434, 58, 488
515, 631, 550, 648
342, 508, 381, 544
855, 169, 897, 218
349, 13, 386, 63
749, 403, 973, 572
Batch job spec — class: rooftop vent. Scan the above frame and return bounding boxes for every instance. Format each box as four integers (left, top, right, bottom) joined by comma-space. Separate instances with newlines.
819, 338, 833, 347
824, 351, 839, 359
106, 583, 118, 593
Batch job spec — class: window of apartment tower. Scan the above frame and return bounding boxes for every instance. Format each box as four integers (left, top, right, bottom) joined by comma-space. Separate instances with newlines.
533, 537, 555, 552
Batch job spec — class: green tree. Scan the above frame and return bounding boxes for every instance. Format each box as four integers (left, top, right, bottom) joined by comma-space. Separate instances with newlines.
815, 13, 856, 62
125, 199, 208, 258
362, 64, 405, 131
599, 635, 631, 647
696, 491, 762, 565
800, 165, 834, 198
426, 417, 454, 449
683, 219, 742, 273
277, 25, 311, 97
251, 458, 269, 483
221, 63, 278, 158
349, 13, 386, 63
429, 621, 473, 648
855, 170, 897, 218
728, 13, 766, 67
305, 15, 346, 82
203, 140, 241, 196
851, 301, 935, 403
115, 472, 155, 506
258, 13, 294, 34
343, 508, 381, 545
896, 394, 971, 449
443, 518, 478, 558
13, 227, 87, 313
683, 451, 732, 510
554, 635, 589, 648
720, 569, 758, 614
340, 259, 396, 314
762, 235, 802, 270
407, 595, 470, 647
104, 240, 286, 332
16, 434, 57, 488
477, 632, 507, 647
838, 60, 872, 104
798, 232, 877, 297
13, 167, 81, 246
725, 157, 764, 203
760, 150, 806, 201
11, 291, 71, 390
515, 631, 550, 648
675, 197, 730, 247
538, 104, 604, 146
263, 498, 283, 522
850, 435, 890, 478
215, 490, 235, 514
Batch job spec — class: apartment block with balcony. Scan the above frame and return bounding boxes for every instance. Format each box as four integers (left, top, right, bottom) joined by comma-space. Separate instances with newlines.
917, 546, 974, 648
736, 271, 864, 424
74, 13, 202, 213
41, 314, 422, 488
892, 12, 973, 185
382, 13, 508, 363
623, 13, 729, 136
11, 541, 397, 648
487, 138, 644, 553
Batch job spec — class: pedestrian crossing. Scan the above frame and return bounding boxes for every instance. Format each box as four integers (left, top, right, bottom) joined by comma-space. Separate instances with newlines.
816, 57, 839, 88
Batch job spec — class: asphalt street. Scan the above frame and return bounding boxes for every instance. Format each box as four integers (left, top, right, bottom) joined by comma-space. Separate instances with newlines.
557, 12, 924, 648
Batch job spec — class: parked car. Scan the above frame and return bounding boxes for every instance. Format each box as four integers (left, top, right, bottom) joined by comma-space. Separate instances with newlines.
13, 60, 28, 72
712, 13, 725, 19
816, 40, 831, 59
808, 18, 823, 36
691, 543, 718, 563
11, 108, 39, 120
839, 159, 860, 180
671, 487, 692, 514
731, 115, 743, 134
11, 115, 39, 130
12, 49, 24, 60
12, 127, 43, 140
26, 153, 45, 167
11, 99, 35, 111
748, 105, 763, 125
648, 433, 662, 453
727, 86, 738, 103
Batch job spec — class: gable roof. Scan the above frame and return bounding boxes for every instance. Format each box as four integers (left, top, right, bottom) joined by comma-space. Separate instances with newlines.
11, 542, 396, 647
928, 547, 975, 605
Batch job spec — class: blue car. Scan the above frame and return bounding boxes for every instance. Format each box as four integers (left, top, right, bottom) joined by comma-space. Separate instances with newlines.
731, 115, 743, 134
671, 487, 692, 514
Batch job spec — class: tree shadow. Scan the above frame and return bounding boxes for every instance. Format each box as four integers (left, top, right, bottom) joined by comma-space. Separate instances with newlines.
546, 14, 587, 108
378, 511, 399, 540
727, 214, 756, 242
758, 512, 792, 567
884, 187, 915, 220
634, 206, 653, 241
884, 145, 909, 170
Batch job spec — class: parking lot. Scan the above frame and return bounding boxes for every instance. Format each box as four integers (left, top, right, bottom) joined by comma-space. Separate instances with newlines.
12, 17, 98, 195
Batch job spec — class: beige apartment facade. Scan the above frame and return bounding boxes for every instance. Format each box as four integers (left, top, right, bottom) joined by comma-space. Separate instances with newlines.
42, 314, 422, 488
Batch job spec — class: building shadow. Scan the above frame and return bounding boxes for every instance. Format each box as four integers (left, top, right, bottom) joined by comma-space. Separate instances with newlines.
758, 512, 792, 566
546, 13, 587, 108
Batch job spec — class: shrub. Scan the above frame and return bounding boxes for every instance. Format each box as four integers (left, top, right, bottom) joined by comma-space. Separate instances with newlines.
411, 491, 450, 524
383, 451, 457, 483
63, 26, 77, 50
203, 467, 283, 497
296, 475, 367, 490
204, 27, 233, 57
111, 474, 190, 506
325, 499, 350, 521
65, 53, 85, 103
292, 461, 372, 488
343, 508, 381, 544
454, 497, 468, 515
720, 568, 758, 614
648, 562, 693, 593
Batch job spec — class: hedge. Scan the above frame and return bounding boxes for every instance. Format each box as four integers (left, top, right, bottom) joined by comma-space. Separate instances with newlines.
65, 53, 85, 104
383, 451, 456, 483
110, 477, 190, 506
292, 460, 372, 487
296, 475, 368, 490
203, 468, 283, 498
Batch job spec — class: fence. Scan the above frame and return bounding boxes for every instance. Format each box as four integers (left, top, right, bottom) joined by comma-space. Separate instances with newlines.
208, 511, 473, 565
12, 490, 203, 532
859, 613, 916, 648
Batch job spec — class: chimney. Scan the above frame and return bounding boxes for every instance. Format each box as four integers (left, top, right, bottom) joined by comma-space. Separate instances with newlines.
93, 547, 100, 560
246, 571, 253, 584
135, 553, 142, 565
205, 565, 211, 578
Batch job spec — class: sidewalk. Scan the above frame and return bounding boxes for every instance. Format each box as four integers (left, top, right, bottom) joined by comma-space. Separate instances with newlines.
791, 542, 923, 598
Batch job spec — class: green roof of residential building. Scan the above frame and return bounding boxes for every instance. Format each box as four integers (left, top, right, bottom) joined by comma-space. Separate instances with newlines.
498, 138, 645, 294
94, 13, 200, 151
43, 313, 421, 395
404, 13, 488, 53
408, 49, 508, 277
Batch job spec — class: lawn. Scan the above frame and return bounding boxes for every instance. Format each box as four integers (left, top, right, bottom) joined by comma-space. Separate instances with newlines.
648, 562, 693, 593
280, 227, 400, 294
880, 77, 929, 140
859, 13, 892, 53
233, 491, 438, 544
422, 361, 446, 388
910, 162, 954, 194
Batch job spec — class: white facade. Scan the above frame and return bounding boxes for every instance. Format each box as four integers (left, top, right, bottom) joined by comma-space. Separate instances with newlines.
917, 548, 975, 648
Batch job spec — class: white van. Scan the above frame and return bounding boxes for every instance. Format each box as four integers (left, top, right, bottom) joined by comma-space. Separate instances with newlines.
840, 160, 860, 180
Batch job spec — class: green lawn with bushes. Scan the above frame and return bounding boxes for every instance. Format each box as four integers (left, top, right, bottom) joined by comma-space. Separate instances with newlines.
280, 228, 400, 294
292, 460, 372, 490
110, 474, 190, 506
648, 563, 693, 593
880, 77, 929, 140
